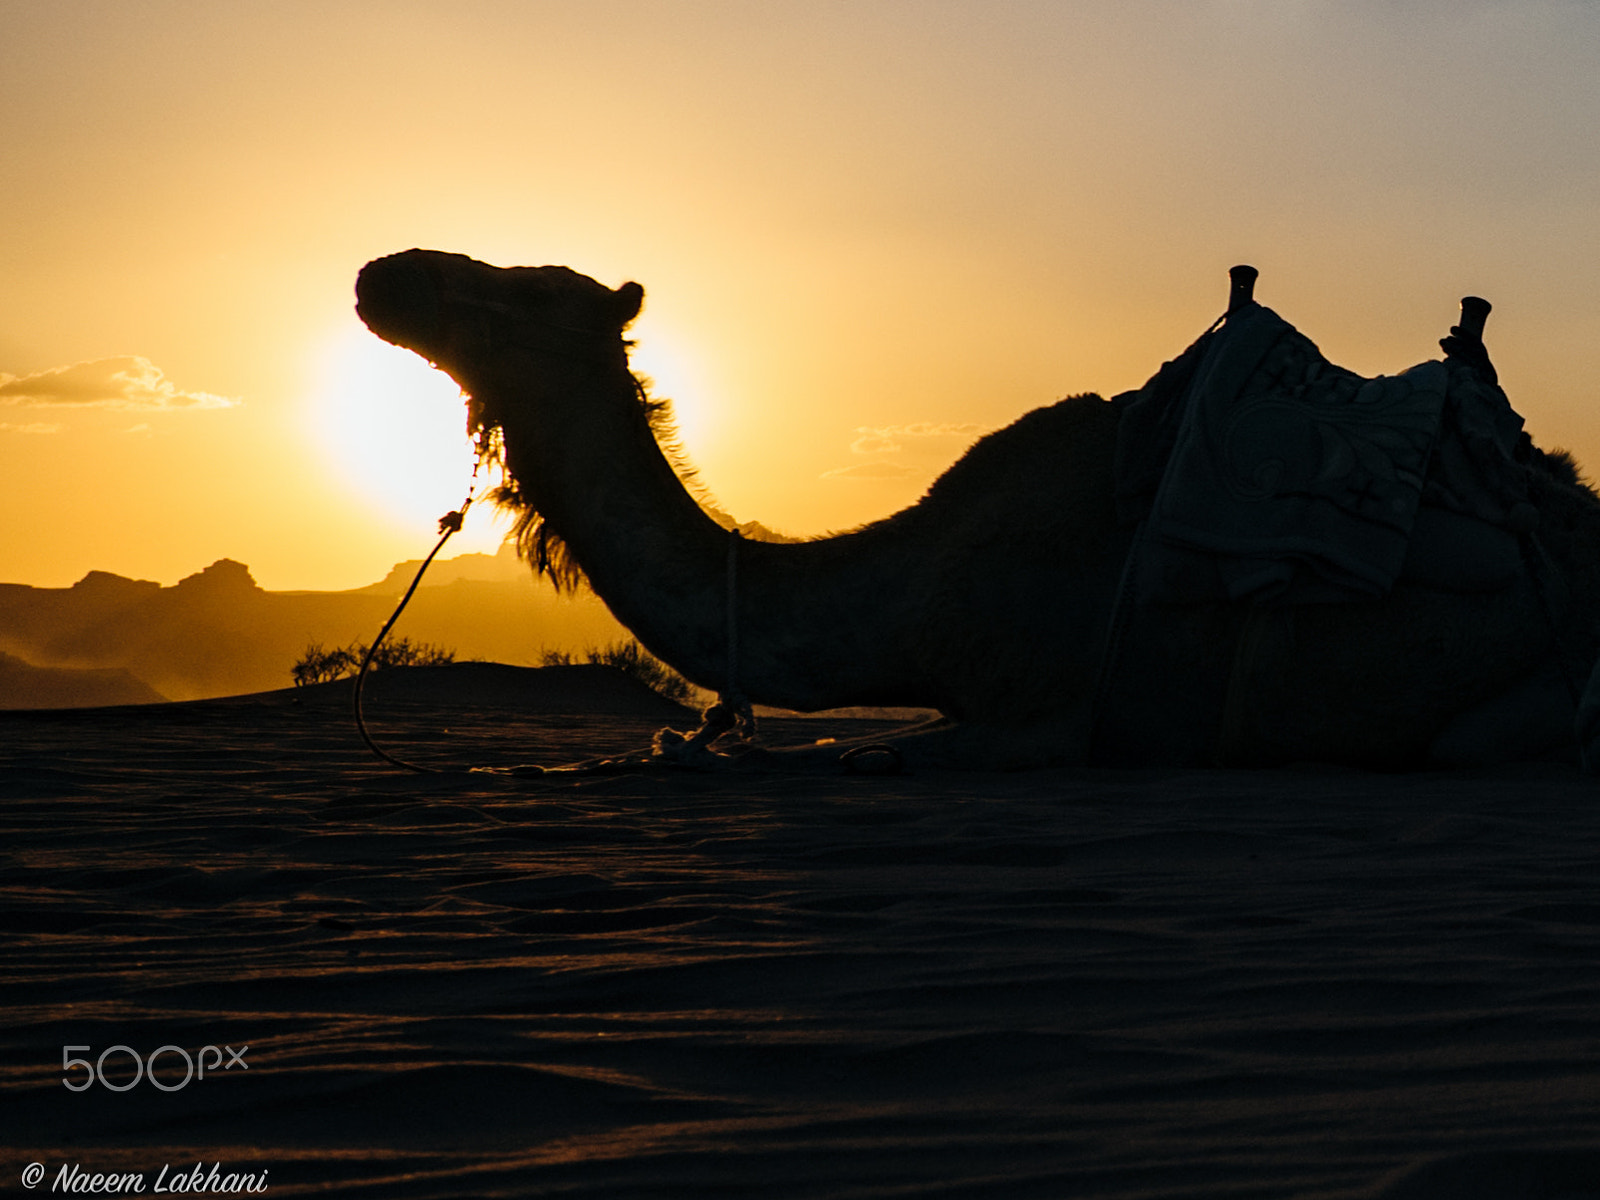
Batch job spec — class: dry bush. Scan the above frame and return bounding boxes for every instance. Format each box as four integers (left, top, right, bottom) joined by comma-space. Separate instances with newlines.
291, 637, 455, 686
539, 639, 693, 704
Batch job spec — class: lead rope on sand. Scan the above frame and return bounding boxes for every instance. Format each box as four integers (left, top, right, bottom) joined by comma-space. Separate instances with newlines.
357, 496, 753, 776
353, 480, 477, 775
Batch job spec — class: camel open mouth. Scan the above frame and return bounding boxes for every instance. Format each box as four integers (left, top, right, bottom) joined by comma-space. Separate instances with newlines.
355, 249, 512, 488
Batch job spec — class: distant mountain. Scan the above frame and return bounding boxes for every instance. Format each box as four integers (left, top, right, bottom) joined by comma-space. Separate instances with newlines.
0, 651, 166, 710
351, 544, 529, 594
0, 549, 634, 705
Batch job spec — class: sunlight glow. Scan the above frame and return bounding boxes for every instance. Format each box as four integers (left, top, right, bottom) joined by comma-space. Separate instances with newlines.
628, 320, 714, 454
305, 327, 503, 546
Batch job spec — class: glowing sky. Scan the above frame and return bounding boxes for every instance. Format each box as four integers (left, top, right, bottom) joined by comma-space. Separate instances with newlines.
4, 0, 1598, 590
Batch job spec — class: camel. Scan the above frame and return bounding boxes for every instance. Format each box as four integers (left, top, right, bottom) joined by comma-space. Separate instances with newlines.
354, 249, 1600, 771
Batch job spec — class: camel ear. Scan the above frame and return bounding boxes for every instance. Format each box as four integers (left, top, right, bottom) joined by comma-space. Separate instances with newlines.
612, 281, 644, 327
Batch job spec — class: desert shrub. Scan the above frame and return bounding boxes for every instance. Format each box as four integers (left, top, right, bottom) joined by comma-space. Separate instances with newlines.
291, 642, 356, 687
540, 639, 693, 703
291, 637, 455, 686
366, 636, 456, 670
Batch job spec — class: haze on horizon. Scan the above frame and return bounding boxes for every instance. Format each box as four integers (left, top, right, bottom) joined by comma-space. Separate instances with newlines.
4, 0, 1598, 593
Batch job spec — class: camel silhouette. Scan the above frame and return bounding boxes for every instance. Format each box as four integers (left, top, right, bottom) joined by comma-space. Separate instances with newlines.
356, 250, 1600, 771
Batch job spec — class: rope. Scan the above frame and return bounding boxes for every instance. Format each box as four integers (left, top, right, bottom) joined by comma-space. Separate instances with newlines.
352, 485, 475, 774
355, 496, 759, 774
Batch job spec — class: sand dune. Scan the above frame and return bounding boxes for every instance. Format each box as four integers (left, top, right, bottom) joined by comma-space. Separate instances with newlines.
3, 676, 1599, 1198
230, 660, 697, 720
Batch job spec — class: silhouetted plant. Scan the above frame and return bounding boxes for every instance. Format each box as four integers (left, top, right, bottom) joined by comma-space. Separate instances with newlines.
291, 642, 356, 687
366, 636, 456, 670
291, 637, 455, 686
539, 639, 693, 703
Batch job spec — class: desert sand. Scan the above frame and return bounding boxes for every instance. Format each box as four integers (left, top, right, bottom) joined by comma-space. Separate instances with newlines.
3, 666, 1599, 1198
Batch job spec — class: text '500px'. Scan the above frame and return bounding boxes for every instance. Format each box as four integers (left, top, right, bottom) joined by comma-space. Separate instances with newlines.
62, 1044, 249, 1092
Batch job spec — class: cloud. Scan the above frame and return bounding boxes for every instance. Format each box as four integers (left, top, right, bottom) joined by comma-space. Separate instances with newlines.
821, 461, 917, 480
0, 357, 240, 411
826, 420, 988, 480
849, 430, 903, 455
0, 421, 64, 434
848, 422, 986, 456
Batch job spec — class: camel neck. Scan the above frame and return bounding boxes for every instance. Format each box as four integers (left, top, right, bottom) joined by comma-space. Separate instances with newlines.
490, 353, 915, 711
495, 354, 744, 687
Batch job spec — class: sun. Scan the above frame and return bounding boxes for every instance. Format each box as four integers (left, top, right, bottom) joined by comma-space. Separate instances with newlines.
305, 325, 501, 543
627, 319, 713, 452
304, 315, 716, 553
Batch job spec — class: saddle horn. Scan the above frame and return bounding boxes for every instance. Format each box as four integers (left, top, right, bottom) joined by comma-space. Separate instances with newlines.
1227, 265, 1259, 314
1441, 295, 1497, 384
1456, 295, 1491, 342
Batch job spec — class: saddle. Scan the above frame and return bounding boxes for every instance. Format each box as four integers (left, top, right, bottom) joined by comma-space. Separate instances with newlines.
1113, 298, 1535, 604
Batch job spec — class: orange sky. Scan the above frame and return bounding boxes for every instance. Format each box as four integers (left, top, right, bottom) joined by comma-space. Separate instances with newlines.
4, 1, 1599, 591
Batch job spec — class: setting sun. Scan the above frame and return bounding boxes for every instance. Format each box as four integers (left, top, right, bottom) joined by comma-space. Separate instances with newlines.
627, 321, 715, 457
305, 324, 505, 551
305, 315, 720, 556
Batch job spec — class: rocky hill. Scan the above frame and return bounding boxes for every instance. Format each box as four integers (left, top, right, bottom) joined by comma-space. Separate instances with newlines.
0, 548, 634, 706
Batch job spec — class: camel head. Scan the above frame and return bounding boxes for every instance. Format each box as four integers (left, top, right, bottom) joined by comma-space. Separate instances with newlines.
354, 249, 662, 590
356, 249, 645, 376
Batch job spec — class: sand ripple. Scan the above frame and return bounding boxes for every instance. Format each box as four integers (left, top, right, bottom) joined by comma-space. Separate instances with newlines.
3, 702, 1600, 1197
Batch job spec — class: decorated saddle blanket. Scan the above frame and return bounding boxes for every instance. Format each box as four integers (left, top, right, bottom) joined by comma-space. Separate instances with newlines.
1114, 303, 1534, 604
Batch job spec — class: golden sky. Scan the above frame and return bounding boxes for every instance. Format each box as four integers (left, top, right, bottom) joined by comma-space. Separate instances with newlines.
4, 0, 1599, 590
